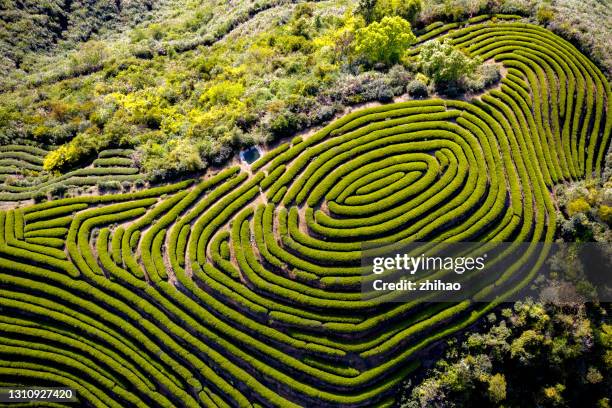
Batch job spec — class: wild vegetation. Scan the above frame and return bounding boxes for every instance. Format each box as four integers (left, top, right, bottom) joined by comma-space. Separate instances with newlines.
399, 301, 612, 408
0, 6, 609, 404
0, 0, 157, 77
1, 0, 609, 191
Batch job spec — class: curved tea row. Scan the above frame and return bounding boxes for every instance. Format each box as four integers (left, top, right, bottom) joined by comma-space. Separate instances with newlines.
0, 148, 140, 202
0, 21, 609, 407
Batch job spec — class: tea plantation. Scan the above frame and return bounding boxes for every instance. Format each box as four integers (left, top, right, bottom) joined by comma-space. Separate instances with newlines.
0, 147, 140, 201
0, 18, 609, 407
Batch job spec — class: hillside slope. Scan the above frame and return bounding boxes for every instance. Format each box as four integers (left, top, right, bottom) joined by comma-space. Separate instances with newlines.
0, 0, 160, 76
0, 0, 610, 199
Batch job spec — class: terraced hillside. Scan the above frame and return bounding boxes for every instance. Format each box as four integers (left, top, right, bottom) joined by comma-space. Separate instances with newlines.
0, 19, 610, 407
0, 147, 141, 202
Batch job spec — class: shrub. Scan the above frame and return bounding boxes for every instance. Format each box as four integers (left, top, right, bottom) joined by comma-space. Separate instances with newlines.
387, 64, 412, 87
268, 111, 300, 139
97, 180, 122, 192
358, 0, 378, 23
377, 0, 422, 24
200, 82, 245, 107
362, 78, 395, 102
465, 63, 502, 92
175, 140, 208, 169
43, 126, 106, 172
32, 191, 48, 203
68, 41, 109, 76
47, 183, 68, 199
360, 0, 423, 24
43, 145, 78, 173
536, 4, 555, 25
479, 63, 502, 87
121, 181, 133, 191
406, 78, 428, 98
142, 138, 207, 176
598, 205, 612, 225
488, 373, 507, 403
567, 198, 591, 216
312, 105, 337, 123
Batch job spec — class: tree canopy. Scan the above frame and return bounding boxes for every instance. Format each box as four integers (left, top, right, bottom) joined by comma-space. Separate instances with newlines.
418, 38, 481, 88
358, 0, 422, 24
354, 15, 416, 66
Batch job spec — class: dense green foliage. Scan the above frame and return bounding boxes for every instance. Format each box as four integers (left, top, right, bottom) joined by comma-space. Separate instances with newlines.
0, 0, 156, 77
358, 0, 422, 24
0, 0, 608, 192
555, 174, 612, 242
354, 15, 416, 66
399, 301, 612, 408
5, 0, 419, 179
417, 39, 480, 92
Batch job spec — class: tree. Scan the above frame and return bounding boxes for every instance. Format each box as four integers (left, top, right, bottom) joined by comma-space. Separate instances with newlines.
358, 0, 423, 24
354, 16, 416, 66
374, 0, 422, 24
487, 373, 507, 403
418, 38, 481, 92
357, 0, 377, 23
400, 301, 611, 408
